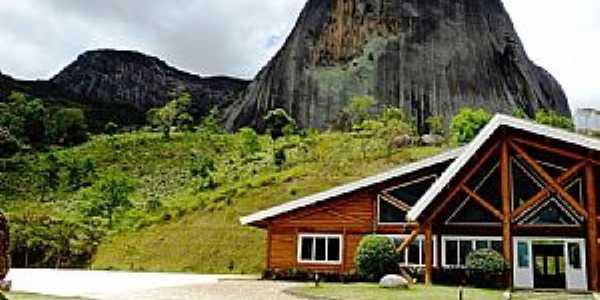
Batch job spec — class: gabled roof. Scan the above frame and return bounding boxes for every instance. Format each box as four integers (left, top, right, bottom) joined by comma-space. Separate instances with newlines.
407, 114, 600, 221
240, 148, 464, 225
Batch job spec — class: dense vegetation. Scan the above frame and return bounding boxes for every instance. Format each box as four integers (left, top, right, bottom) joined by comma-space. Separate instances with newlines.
0, 89, 579, 273
1, 92, 446, 272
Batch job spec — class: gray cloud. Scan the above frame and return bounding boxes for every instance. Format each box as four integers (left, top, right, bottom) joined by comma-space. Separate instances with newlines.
0, 0, 597, 111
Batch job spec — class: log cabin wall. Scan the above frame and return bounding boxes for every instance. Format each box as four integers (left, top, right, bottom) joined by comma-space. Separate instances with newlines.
264, 162, 448, 273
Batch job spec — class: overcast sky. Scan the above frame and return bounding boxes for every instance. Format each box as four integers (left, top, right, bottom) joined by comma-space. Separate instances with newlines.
0, 1, 597, 111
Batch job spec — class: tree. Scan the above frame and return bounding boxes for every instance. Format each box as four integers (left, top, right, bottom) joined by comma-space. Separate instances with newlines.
239, 128, 261, 158
450, 108, 492, 144
81, 171, 136, 226
199, 108, 223, 134
535, 110, 574, 130
0, 127, 19, 159
0, 92, 47, 146
264, 109, 297, 140
348, 95, 376, 125
426, 115, 444, 135
147, 93, 194, 139
35, 153, 62, 201
512, 108, 529, 119
47, 108, 88, 146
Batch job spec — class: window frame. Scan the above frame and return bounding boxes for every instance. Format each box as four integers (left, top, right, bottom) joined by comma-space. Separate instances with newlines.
386, 234, 437, 267
297, 233, 343, 265
441, 236, 503, 268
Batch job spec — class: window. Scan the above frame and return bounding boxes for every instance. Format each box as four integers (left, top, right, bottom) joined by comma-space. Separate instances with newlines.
568, 242, 581, 269
517, 241, 529, 268
442, 237, 503, 267
378, 197, 408, 224
298, 234, 342, 264
387, 235, 436, 267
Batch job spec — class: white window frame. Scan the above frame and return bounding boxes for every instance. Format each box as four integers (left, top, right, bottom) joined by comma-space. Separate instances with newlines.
297, 234, 343, 265
386, 234, 437, 267
377, 175, 437, 225
441, 236, 503, 268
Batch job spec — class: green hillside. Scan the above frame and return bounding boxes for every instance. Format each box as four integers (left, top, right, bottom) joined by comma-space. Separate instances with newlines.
2, 126, 443, 273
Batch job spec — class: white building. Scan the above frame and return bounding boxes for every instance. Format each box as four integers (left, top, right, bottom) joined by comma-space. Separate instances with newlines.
575, 108, 600, 134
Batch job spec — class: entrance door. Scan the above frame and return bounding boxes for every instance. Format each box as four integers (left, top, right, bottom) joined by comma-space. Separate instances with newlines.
533, 244, 566, 289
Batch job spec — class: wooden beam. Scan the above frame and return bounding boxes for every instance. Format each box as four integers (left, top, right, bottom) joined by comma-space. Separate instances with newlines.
266, 222, 272, 269
586, 162, 598, 291
501, 140, 513, 290
426, 140, 502, 223
510, 141, 588, 219
397, 227, 420, 253
380, 195, 411, 211
512, 137, 585, 161
461, 185, 504, 220
512, 160, 586, 219
424, 223, 433, 286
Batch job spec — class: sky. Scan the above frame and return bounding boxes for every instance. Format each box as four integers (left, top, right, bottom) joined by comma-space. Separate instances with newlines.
0, 1, 597, 111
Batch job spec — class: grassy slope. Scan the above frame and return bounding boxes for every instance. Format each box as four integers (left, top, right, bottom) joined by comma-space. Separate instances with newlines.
4, 129, 443, 274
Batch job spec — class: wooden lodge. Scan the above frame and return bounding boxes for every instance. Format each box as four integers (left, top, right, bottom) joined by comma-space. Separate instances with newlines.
241, 114, 600, 291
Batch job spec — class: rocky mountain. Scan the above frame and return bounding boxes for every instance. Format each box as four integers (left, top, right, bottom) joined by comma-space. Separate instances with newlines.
52, 49, 250, 121
224, 0, 571, 132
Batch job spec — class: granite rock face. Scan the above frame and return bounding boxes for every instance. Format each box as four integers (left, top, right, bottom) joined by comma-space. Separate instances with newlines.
225, 0, 571, 132
52, 50, 249, 118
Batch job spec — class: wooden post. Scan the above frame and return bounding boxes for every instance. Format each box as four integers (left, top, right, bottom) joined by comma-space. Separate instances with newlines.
586, 162, 598, 291
501, 140, 513, 289
266, 222, 272, 270
424, 222, 433, 285
341, 227, 347, 274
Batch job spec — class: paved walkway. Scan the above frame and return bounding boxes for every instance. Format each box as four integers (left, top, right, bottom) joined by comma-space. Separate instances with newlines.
6, 269, 297, 300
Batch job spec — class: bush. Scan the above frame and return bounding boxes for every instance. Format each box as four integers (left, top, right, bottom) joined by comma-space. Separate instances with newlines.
466, 249, 508, 288
535, 110, 574, 130
450, 108, 492, 144
426, 115, 444, 135
354, 235, 399, 281
264, 109, 297, 140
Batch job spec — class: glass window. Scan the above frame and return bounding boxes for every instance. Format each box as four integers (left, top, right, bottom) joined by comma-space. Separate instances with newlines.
378, 198, 407, 224
301, 237, 313, 261
315, 237, 327, 261
518, 241, 529, 268
327, 238, 340, 261
568, 243, 581, 269
408, 241, 421, 265
298, 235, 342, 264
491, 241, 503, 253
459, 241, 473, 265
446, 240, 458, 266
475, 240, 489, 250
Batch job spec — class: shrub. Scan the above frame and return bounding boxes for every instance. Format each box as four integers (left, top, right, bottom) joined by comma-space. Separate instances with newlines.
426, 115, 444, 135
512, 108, 529, 119
466, 249, 508, 288
264, 109, 297, 140
239, 128, 261, 157
104, 122, 119, 135
535, 110, 574, 130
450, 108, 492, 144
354, 235, 399, 281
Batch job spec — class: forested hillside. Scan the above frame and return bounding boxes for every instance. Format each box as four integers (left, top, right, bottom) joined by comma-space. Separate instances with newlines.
1, 95, 444, 273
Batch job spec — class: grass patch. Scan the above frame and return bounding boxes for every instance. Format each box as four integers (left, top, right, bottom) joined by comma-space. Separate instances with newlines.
289, 283, 504, 300
4, 293, 91, 300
